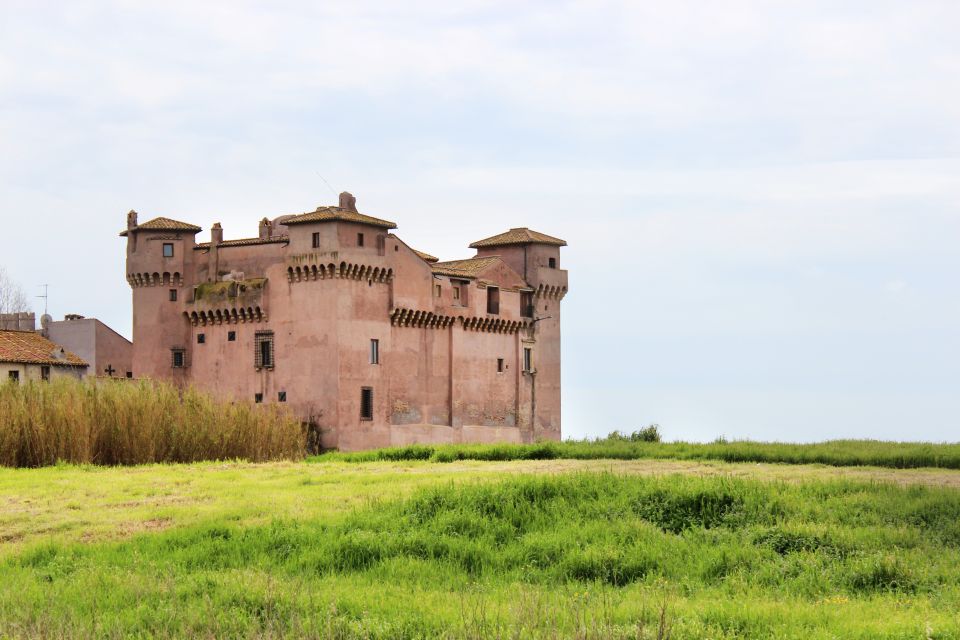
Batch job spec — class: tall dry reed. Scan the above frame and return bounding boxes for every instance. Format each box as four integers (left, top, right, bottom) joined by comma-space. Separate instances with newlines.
0, 377, 304, 467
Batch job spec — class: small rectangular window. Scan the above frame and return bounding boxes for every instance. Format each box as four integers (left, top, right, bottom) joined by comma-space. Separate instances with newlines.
523, 348, 532, 373
357, 232, 364, 247
487, 286, 500, 315
169, 289, 177, 302
254, 331, 274, 368
278, 391, 286, 402
434, 284, 442, 298
8, 370, 19, 383
40, 365, 50, 381
548, 257, 557, 269
163, 243, 174, 257
228, 331, 236, 342
497, 358, 504, 373
197, 333, 205, 344
360, 387, 374, 420
369, 339, 379, 365
452, 285, 460, 301
171, 349, 185, 368
254, 393, 263, 403
312, 232, 320, 248
126, 371, 133, 379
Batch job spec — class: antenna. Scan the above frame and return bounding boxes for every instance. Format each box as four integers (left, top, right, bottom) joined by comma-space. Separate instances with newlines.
315, 171, 338, 197
37, 284, 48, 315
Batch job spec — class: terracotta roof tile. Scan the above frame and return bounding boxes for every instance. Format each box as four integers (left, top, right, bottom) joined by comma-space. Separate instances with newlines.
194, 236, 290, 250
0, 331, 88, 367
469, 227, 567, 248
283, 206, 397, 229
414, 249, 439, 263
431, 256, 502, 278
119, 216, 202, 236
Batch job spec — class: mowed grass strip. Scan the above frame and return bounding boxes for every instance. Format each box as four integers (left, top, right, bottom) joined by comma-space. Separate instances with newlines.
2, 471, 959, 639
316, 438, 960, 470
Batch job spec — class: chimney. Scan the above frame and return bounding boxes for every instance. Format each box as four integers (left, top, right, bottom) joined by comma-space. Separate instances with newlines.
126, 210, 139, 252
258, 217, 272, 239
338, 191, 357, 212
210, 223, 223, 282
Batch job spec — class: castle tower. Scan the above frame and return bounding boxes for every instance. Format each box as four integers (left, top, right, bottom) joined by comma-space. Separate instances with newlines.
120, 212, 201, 381
469, 228, 568, 440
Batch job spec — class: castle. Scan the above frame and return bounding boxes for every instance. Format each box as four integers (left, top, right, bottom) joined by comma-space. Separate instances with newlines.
122, 193, 568, 451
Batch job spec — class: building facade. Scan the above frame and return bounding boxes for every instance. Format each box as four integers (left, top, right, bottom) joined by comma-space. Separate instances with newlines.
0, 329, 88, 382
45, 315, 133, 379
121, 193, 568, 451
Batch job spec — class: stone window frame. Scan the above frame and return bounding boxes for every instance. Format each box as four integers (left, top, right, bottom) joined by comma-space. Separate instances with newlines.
369, 339, 379, 365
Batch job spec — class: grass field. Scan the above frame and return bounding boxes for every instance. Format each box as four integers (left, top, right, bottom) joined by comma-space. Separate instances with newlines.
2, 457, 960, 638
316, 438, 960, 470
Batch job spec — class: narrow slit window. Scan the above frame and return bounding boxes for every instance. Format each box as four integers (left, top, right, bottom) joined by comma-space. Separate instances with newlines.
254, 331, 274, 369
312, 232, 320, 248
162, 243, 174, 257
360, 387, 373, 420
169, 289, 177, 302
523, 348, 532, 373
497, 358, 504, 373
357, 232, 364, 247
370, 339, 379, 365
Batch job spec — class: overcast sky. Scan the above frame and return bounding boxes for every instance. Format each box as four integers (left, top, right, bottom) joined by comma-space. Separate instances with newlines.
2, 1, 958, 442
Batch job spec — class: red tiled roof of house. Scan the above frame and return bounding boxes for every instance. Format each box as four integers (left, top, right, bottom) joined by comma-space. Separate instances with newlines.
283, 206, 397, 229
0, 331, 88, 367
194, 236, 290, 250
469, 227, 567, 248
431, 256, 502, 278
119, 217, 202, 236
414, 249, 439, 263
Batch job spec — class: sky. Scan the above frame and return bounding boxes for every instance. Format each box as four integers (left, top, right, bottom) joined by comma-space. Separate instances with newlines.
1, 1, 958, 442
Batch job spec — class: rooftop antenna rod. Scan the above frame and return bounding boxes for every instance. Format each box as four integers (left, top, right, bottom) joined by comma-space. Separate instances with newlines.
37, 284, 48, 315
316, 171, 338, 198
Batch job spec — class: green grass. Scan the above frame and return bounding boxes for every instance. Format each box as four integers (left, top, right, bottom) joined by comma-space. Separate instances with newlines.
2, 460, 959, 638
315, 438, 960, 470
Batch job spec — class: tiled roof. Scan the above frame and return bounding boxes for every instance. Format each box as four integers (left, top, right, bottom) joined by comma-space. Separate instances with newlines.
194, 236, 290, 250
414, 249, 439, 263
431, 256, 502, 278
469, 227, 567, 248
283, 206, 397, 229
0, 331, 88, 367
119, 217, 202, 236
